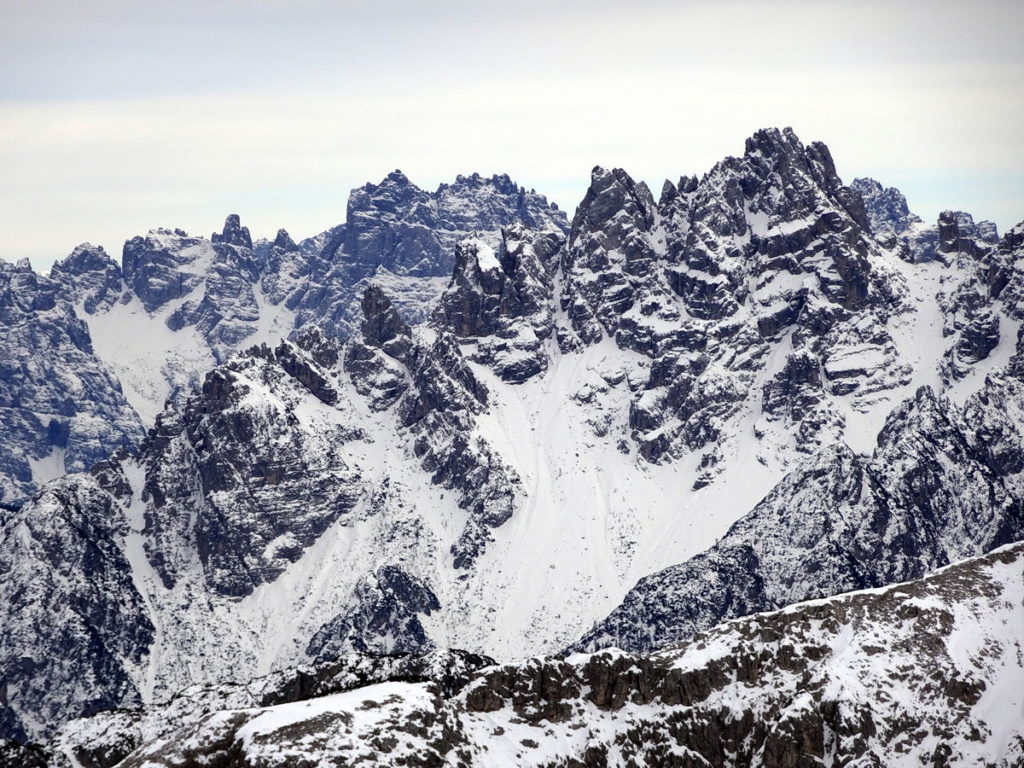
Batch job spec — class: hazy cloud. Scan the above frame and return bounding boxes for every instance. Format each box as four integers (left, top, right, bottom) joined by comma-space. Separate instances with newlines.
2, 0, 1022, 268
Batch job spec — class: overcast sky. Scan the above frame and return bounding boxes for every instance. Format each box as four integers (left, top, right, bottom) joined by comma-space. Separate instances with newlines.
2, 0, 1023, 270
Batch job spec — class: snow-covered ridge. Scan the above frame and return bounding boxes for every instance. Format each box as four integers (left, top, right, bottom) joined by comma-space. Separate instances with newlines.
0, 172, 567, 505
48, 542, 1024, 768
3, 127, 1024, 752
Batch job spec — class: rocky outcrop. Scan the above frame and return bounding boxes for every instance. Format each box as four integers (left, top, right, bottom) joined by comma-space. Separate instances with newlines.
164, 215, 264, 362
438, 225, 562, 382
4, 130, 1024, 755
850, 176, 923, 237
1, 171, 565, 501
141, 331, 363, 597
399, 330, 520, 569
560, 166, 663, 347
288, 171, 568, 340
343, 285, 415, 410
49, 243, 124, 314
0, 284, 523, 743
49, 650, 494, 768
0, 476, 153, 744
306, 566, 442, 660
66, 543, 1024, 768
121, 228, 213, 314
558, 128, 910, 475
0, 258, 144, 505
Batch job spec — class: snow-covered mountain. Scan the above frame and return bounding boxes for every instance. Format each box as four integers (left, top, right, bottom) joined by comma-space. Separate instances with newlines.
2, 127, 1024, 756
0, 256, 144, 505
0, 173, 565, 505
43, 542, 1024, 767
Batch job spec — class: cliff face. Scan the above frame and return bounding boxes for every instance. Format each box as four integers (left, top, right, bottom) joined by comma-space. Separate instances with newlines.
0, 256, 144, 506
1, 172, 566, 500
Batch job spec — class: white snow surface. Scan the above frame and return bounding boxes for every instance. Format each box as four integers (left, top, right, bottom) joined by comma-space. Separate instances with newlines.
84, 293, 219, 424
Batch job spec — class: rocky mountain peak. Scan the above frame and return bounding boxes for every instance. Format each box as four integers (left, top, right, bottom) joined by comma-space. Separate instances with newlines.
449, 171, 511, 193
383, 168, 412, 186
1004, 220, 1024, 250
211, 213, 253, 249
219, 214, 251, 246
938, 209, 999, 260
351, 170, 425, 219
358, 284, 413, 362
271, 228, 298, 252
559, 165, 661, 346
49, 243, 124, 314
572, 166, 656, 237
437, 227, 560, 382
121, 228, 211, 313
850, 176, 923, 236
0, 260, 143, 505
52, 242, 117, 274
739, 127, 850, 204
559, 127, 912, 469
742, 124, 805, 160
4, 132, 1024, 760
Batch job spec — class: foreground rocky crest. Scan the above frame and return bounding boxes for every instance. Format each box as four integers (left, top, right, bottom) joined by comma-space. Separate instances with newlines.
40, 543, 1024, 768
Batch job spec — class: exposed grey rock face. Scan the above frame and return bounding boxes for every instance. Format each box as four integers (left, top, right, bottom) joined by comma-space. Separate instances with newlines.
438, 224, 562, 382
306, 565, 442, 660
561, 166, 662, 347
164, 215, 264, 362
851, 176, 999, 266
63, 543, 1024, 768
928, 212, 1021, 382
1, 173, 565, 503
0, 258, 144, 505
121, 228, 212, 314
936, 209, 1000, 260
0, 476, 153, 745
0, 740, 48, 768
399, 329, 520, 569
49, 243, 124, 314
343, 284, 416, 411
557, 128, 910, 478
574, 374, 1024, 654
140, 331, 363, 597
850, 176, 923, 237
5, 129, 1024, 757
0, 285, 523, 742
288, 171, 568, 340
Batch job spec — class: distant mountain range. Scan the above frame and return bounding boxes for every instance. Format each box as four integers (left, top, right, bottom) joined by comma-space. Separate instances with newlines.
2, 127, 1022, 765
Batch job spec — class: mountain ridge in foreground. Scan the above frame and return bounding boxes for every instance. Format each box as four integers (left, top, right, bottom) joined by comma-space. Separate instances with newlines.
2, 127, 1023, 765
35, 542, 1024, 767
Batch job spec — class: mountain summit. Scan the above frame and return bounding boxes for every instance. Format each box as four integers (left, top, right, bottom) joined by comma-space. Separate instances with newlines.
2, 129, 1023, 764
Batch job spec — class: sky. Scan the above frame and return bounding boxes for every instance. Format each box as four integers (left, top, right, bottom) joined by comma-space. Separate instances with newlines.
2, 0, 1023, 270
